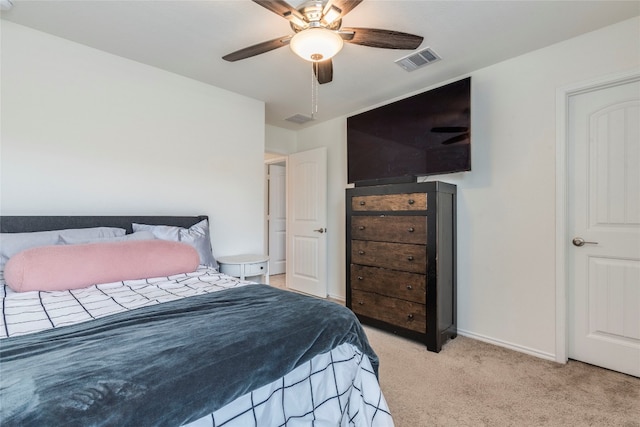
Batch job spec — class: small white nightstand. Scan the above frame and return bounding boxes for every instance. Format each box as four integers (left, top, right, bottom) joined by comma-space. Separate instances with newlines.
217, 254, 270, 284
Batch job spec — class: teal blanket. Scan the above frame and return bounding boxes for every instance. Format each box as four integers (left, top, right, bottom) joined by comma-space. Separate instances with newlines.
0, 285, 377, 426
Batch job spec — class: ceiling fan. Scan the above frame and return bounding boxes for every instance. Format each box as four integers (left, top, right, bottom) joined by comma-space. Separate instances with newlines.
431, 127, 470, 145
222, 0, 424, 84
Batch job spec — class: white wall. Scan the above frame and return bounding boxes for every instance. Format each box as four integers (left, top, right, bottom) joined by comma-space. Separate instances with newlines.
265, 124, 297, 155
1, 21, 266, 257
292, 17, 640, 359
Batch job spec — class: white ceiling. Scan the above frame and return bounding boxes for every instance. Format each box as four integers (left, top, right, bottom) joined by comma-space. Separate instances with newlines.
2, 0, 639, 130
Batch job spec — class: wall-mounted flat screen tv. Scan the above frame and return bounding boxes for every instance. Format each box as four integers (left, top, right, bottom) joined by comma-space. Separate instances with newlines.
347, 77, 471, 185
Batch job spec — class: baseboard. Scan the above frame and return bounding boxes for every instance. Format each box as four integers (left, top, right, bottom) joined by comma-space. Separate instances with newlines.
328, 293, 346, 303
457, 328, 557, 362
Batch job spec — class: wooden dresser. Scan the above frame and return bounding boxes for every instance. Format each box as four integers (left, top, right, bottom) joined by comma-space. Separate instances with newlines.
346, 181, 456, 352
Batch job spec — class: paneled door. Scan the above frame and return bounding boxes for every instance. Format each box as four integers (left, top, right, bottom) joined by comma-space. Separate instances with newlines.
268, 164, 286, 275
286, 147, 327, 297
568, 75, 640, 377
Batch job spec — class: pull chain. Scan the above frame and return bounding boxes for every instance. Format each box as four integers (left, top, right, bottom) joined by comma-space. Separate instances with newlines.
311, 63, 318, 118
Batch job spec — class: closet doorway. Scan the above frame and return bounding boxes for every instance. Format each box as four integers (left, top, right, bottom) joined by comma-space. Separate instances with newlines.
265, 155, 287, 276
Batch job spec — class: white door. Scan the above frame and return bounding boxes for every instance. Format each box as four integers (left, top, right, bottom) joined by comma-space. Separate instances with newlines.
286, 147, 328, 297
268, 164, 287, 275
568, 76, 640, 377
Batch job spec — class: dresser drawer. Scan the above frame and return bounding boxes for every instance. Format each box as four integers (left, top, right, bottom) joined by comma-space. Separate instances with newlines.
350, 264, 426, 304
217, 255, 269, 281
244, 261, 268, 276
351, 216, 427, 244
351, 290, 426, 334
352, 193, 427, 212
351, 240, 426, 273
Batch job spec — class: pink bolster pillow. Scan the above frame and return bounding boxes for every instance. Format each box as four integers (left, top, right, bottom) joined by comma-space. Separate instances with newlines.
4, 240, 200, 293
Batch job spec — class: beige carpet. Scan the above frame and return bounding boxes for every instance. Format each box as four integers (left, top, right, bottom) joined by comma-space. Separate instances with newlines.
270, 275, 639, 426
364, 326, 640, 427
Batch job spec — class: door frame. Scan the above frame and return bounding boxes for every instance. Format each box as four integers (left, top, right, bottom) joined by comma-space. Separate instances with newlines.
555, 69, 640, 364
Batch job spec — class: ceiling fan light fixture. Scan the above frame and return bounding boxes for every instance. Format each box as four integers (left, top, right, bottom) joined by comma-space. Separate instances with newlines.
286, 13, 308, 29
321, 5, 342, 26
290, 27, 344, 62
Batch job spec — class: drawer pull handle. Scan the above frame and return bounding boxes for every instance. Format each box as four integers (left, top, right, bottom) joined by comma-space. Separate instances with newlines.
358, 250, 365, 255
359, 201, 366, 206
358, 226, 365, 230
406, 285, 413, 290
408, 199, 415, 205
407, 256, 414, 261
357, 276, 364, 280
407, 314, 414, 320
358, 301, 364, 305
407, 227, 415, 232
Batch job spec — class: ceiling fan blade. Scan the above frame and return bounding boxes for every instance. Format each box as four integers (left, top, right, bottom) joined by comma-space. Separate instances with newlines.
323, 0, 363, 20
252, 0, 306, 25
441, 133, 470, 145
432, 126, 469, 133
222, 35, 292, 62
341, 27, 423, 49
338, 31, 355, 41
313, 59, 333, 84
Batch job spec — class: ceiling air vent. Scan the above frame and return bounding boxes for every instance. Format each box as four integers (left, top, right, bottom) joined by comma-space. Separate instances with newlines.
285, 114, 315, 125
395, 47, 441, 72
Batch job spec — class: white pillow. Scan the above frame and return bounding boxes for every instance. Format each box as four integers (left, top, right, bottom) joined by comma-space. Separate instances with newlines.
0, 227, 127, 269
58, 230, 156, 245
132, 219, 217, 268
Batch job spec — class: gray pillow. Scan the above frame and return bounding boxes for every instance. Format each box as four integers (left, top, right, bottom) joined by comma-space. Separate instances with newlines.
58, 230, 156, 245
132, 219, 217, 268
0, 227, 127, 269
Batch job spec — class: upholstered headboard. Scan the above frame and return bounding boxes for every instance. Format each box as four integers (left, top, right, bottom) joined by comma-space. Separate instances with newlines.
0, 216, 208, 234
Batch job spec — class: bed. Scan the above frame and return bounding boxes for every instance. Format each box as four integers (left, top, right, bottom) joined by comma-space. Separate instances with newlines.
0, 215, 393, 427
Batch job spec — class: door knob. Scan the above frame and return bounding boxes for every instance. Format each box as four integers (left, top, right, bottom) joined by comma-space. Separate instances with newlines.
572, 237, 598, 247
313, 228, 326, 233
